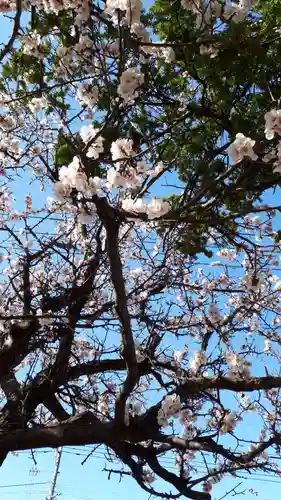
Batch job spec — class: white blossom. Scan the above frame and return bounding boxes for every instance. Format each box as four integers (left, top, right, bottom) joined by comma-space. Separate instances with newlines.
220, 412, 237, 434
227, 133, 257, 164
80, 126, 105, 159
146, 198, 170, 219
98, 395, 109, 420
227, 353, 251, 379
157, 394, 181, 426
53, 181, 72, 200
244, 272, 265, 292
173, 347, 187, 365
0, 115, 16, 131
106, 0, 142, 25
181, 0, 201, 13
208, 303, 221, 324
200, 44, 219, 58
265, 109, 281, 140
76, 83, 98, 108
189, 350, 207, 373
117, 68, 144, 102
122, 197, 146, 212
136, 161, 149, 173
111, 138, 135, 163
224, 2, 248, 23
264, 339, 272, 353
150, 162, 165, 178
29, 96, 49, 113
22, 32, 41, 57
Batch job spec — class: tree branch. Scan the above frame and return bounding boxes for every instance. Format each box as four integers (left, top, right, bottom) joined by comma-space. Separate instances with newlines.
0, 0, 21, 62
96, 198, 138, 424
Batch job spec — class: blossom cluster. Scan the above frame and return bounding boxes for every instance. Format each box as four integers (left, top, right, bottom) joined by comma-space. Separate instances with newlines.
53, 156, 102, 200
122, 197, 170, 219
106, 0, 142, 25
80, 125, 105, 159
226, 353, 251, 379
117, 68, 144, 103
52, 128, 170, 218
157, 394, 181, 426
181, 0, 256, 30
227, 133, 257, 164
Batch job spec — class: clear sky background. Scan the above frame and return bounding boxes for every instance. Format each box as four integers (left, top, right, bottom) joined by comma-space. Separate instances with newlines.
0, 3, 280, 500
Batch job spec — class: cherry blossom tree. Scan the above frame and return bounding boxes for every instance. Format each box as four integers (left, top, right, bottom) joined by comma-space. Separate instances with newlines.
1, 1, 281, 499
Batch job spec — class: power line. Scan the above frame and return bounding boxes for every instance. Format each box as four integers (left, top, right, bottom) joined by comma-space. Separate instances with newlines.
4, 453, 281, 494
0, 481, 50, 489
13, 447, 281, 486
0, 491, 49, 497
49, 449, 281, 482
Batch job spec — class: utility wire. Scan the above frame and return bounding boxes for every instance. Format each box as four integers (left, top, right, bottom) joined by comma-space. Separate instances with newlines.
0, 481, 50, 488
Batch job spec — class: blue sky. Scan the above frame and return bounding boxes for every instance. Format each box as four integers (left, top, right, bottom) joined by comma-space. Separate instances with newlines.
0, 443, 278, 500
0, 3, 280, 500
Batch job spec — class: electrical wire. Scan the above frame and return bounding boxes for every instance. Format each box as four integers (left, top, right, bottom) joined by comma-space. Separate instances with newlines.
0, 481, 50, 488
14, 448, 281, 484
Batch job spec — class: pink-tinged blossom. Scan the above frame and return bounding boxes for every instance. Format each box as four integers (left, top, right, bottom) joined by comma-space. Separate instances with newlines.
142, 469, 155, 484
203, 481, 212, 493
